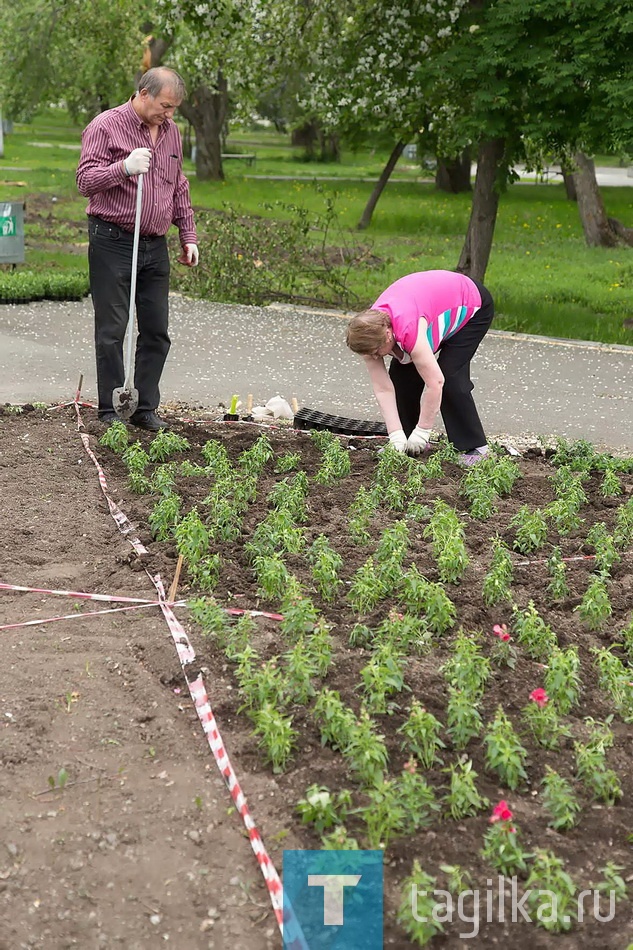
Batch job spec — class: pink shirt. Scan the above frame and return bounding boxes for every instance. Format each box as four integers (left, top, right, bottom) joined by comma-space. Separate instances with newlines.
76, 99, 196, 245
372, 270, 481, 354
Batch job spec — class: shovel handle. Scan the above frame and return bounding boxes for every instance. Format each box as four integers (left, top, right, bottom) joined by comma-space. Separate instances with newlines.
123, 173, 144, 389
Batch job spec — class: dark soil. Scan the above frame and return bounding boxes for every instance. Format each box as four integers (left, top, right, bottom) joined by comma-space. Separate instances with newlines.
1, 405, 632, 949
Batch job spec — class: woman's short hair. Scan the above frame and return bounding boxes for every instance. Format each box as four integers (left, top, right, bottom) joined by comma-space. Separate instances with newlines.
346, 309, 391, 354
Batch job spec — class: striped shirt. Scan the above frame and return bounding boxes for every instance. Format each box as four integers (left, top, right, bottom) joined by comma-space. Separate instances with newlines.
76, 99, 196, 245
373, 270, 482, 355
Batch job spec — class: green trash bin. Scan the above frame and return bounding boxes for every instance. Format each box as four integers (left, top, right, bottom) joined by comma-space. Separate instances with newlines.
0, 201, 25, 264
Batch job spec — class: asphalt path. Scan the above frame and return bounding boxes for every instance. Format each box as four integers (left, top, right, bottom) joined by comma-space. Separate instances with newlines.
1, 296, 632, 454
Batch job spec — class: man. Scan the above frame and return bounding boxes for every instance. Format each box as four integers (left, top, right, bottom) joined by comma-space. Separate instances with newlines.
76, 67, 198, 430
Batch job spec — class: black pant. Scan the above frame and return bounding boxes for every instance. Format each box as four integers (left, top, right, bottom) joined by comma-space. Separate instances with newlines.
388, 279, 494, 451
88, 217, 171, 416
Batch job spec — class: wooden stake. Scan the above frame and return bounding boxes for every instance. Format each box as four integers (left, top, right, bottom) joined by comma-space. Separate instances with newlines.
246, 393, 253, 413
291, 397, 299, 414
168, 554, 184, 604
76, 373, 84, 402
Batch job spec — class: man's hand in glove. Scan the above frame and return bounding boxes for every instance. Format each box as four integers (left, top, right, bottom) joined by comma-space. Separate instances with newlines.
388, 429, 408, 453
406, 426, 431, 456
124, 148, 151, 176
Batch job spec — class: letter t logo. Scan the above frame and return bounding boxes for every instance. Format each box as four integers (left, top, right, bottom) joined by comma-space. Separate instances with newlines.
307, 874, 362, 925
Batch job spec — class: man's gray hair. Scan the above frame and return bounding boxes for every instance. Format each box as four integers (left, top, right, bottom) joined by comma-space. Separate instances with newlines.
138, 67, 186, 102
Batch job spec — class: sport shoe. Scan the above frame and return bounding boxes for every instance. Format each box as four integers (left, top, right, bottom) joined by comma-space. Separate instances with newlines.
458, 448, 488, 466
130, 410, 169, 431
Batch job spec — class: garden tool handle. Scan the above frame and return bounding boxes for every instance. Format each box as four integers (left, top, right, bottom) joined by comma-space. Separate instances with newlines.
123, 173, 143, 390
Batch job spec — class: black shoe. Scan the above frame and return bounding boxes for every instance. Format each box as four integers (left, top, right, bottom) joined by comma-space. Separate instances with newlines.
98, 411, 120, 425
130, 410, 169, 431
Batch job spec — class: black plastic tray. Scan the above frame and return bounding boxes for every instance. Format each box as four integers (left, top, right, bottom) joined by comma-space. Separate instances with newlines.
293, 407, 387, 437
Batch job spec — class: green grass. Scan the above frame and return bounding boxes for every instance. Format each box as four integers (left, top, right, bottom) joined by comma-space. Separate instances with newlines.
1, 109, 632, 346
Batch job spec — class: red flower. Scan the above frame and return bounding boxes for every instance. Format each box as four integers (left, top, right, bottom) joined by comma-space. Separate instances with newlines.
492, 624, 511, 642
490, 800, 513, 823
530, 687, 549, 708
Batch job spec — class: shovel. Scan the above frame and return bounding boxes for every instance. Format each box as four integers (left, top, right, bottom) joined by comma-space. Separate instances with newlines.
112, 173, 143, 420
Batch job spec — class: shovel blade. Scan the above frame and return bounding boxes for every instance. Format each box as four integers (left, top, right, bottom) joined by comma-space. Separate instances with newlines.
112, 386, 139, 420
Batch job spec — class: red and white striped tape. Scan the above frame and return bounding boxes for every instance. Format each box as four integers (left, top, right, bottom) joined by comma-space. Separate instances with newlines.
0, 600, 168, 632
0, 581, 157, 604
71, 398, 302, 943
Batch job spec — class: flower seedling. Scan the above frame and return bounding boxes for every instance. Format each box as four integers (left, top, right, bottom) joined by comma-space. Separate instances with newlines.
348, 486, 376, 545
592, 646, 633, 723
446, 687, 483, 751
525, 849, 577, 932
253, 702, 297, 773
376, 611, 432, 655
280, 592, 320, 641
348, 556, 385, 615
398, 700, 445, 769
312, 688, 356, 752
522, 688, 569, 749
174, 507, 209, 566
99, 420, 129, 454
481, 801, 531, 877
320, 827, 360, 850
546, 546, 569, 601
283, 638, 318, 704
543, 646, 582, 714
148, 430, 190, 463
541, 767, 581, 831
148, 494, 182, 541
308, 534, 343, 603
396, 760, 440, 830
343, 708, 390, 787
360, 643, 408, 714
587, 522, 620, 575
614, 497, 633, 548
423, 500, 469, 584
442, 758, 488, 820
399, 566, 456, 634
314, 438, 351, 484
361, 779, 408, 848
600, 465, 623, 497
296, 784, 352, 834
253, 553, 292, 602
188, 596, 230, 640
398, 862, 444, 945
482, 538, 513, 606
512, 600, 558, 661
275, 452, 302, 473
590, 862, 628, 903
490, 623, 517, 669
510, 505, 548, 554
484, 706, 529, 790
441, 630, 490, 700
576, 573, 612, 630
574, 719, 622, 804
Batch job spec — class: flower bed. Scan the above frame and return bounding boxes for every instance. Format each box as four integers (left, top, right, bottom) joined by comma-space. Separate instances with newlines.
95, 419, 633, 946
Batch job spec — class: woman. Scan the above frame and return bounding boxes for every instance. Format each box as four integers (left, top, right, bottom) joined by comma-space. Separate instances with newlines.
346, 270, 494, 462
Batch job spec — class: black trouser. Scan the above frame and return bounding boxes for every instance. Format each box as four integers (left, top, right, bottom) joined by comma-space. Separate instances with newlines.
388, 279, 494, 451
88, 216, 171, 416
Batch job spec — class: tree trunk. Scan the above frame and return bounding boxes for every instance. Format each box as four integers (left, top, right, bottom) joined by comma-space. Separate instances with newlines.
435, 148, 472, 193
571, 152, 618, 247
178, 74, 228, 182
292, 120, 340, 161
357, 140, 405, 230
560, 161, 577, 201
456, 137, 505, 282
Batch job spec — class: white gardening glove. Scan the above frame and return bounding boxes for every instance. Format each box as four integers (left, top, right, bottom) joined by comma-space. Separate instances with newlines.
177, 243, 199, 266
406, 426, 431, 456
124, 148, 151, 176
388, 429, 408, 453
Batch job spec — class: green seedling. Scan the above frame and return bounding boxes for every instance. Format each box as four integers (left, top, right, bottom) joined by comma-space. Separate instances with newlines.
541, 767, 581, 831
347, 557, 385, 615
48, 767, 69, 792
440, 630, 490, 700
343, 708, 389, 787
275, 452, 302, 473
398, 700, 445, 769
484, 706, 529, 790
443, 758, 488, 820
238, 434, 274, 475
296, 785, 352, 834
360, 642, 408, 714
99, 419, 129, 454
396, 762, 440, 830
174, 507, 209, 566
361, 779, 407, 848
525, 849, 577, 932
482, 537, 513, 606
587, 522, 620, 575
446, 687, 483, 750
600, 466, 623, 497
398, 862, 444, 945
576, 573, 612, 629
512, 600, 558, 661
280, 592, 319, 641
314, 439, 351, 484
122, 441, 149, 473
307, 534, 343, 603
481, 807, 531, 878
148, 494, 182, 541
590, 862, 628, 903
253, 702, 296, 773
546, 546, 569, 601
312, 688, 356, 752
510, 505, 548, 554
543, 646, 582, 714
592, 646, 633, 722
148, 430, 190, 462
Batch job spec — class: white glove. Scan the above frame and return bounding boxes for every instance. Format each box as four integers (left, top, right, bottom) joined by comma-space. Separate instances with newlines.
124, 148, 151, 176
178, 243, 199, 267
388, 429, 408, 453
406, 426, 431, 456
